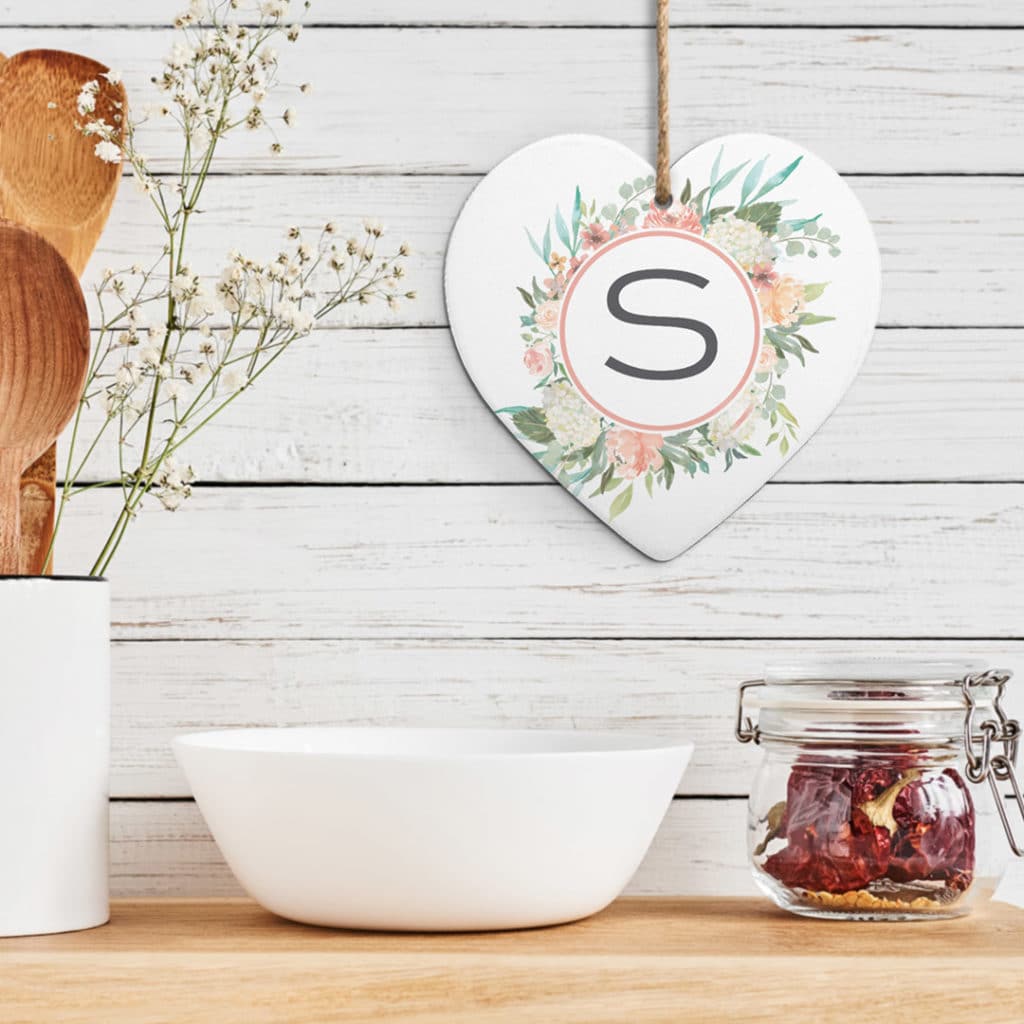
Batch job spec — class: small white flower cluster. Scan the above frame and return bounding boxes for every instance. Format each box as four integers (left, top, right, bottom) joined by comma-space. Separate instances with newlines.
76, 73, 125, 164
542, 381, 602, 450
706, 215, 776, 271
707, 402, 757, 452
151, 456, 197, 511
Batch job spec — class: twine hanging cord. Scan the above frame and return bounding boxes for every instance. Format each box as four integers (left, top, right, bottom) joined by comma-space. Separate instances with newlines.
655, 0, 672, 208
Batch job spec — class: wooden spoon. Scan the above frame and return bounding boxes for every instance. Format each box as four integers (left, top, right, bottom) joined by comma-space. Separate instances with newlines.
0, 223, 90, 573
0, 50, 125, 572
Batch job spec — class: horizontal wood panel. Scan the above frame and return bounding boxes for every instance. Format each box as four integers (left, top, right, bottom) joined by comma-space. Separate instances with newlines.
6, 2, 1021, 27
58, 484, 1024, 640
1, 28, 1019, 173
109, 798, 1024, 902
83, 175, 1024, 330
67, 327, 1024, 485
110, 639, 1024, 799
109, 798, 752, 898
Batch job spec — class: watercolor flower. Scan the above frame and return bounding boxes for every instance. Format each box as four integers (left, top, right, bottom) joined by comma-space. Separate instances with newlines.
542, 381, 601, 450
548, 252, 567, 273
533, 299, 561, 331
758, 274, 805, 328
756, 344, 778, 374
707, 402, 756, 452
606, 428, 664, 479
523, 344, 553, 377
581, 222, 611, 250
706, 215, 776, 270
642, 200, 701, 233
751, 261, 778, 290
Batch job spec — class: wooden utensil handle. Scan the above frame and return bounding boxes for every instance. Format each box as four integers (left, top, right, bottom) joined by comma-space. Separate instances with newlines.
0, 449, 24, 574
19, 445, 55, 574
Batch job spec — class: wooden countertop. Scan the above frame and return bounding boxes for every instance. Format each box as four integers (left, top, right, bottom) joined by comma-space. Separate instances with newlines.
1, 897, 1022, 1023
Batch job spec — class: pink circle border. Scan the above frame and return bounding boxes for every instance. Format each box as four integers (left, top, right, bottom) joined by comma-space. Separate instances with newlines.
557, 229, 763, 433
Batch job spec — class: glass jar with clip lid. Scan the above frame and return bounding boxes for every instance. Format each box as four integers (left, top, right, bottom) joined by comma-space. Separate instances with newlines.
735, 662, 1023, 920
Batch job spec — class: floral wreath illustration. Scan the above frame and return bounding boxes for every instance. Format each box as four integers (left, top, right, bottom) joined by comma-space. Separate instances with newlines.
498, 150, 841, 520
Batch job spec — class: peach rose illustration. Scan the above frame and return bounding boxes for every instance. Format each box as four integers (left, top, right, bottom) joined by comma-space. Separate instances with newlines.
606, 428, 664, 479
523, 344, 553, 377
533, 300, 561, 331
756, 344, 778, 373
642, 200, 701, 233
758, 275, 805, 328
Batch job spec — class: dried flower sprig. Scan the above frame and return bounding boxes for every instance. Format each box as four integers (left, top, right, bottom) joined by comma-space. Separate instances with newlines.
50, 0, 413, 576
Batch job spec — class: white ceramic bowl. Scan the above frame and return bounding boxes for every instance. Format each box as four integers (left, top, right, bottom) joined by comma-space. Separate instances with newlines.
174, 727, 693, 931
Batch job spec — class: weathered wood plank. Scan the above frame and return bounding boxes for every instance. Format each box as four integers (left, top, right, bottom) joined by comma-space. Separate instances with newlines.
109, 798, 753, 898
109, 639, 1024, 799
66, 327, 1024, 485
4, 2, 1019, 28
57, 484, 1024, 640
83, 175, 1024, 330
0, 28, 1019, 173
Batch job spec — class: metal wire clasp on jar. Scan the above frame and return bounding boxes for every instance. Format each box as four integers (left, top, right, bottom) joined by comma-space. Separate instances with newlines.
734, 663, 1023, 921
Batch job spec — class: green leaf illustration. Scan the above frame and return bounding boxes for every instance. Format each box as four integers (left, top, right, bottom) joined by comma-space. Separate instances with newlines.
571, 186, 582, 241
803, 282, 828, 303
680, 178, 692, 205
740, 156, 768, 207
708, 160, 750, 203
512, 407, 555, 444
525, 227, 544, 262
750, 155, 802, 203
541, 222, 552, 264
800, 313, 836, 325
554, 206, 571, 249
736, 201, 782, 235
516, 286, 535, 309
609, 483, 634, 520
619, 182, 633, 199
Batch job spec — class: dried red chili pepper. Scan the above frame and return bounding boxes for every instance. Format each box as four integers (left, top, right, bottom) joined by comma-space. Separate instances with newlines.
764, 765, 893, 893
762, 762, 974, 896
889, 768, 975, 884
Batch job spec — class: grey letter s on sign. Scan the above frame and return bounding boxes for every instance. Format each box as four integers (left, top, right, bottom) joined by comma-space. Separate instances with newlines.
604, 269, 718, 381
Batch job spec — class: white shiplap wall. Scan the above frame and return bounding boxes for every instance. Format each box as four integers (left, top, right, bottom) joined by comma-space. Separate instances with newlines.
13, 1, 1024, 899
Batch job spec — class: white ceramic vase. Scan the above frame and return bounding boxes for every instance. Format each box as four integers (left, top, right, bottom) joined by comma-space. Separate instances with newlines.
0, 576, 110, 936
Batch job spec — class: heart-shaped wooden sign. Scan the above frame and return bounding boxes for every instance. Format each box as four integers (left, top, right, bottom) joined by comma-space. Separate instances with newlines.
445, 134, 881, 560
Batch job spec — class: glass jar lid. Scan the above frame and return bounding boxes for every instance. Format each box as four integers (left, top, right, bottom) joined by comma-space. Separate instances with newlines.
738, 660, 1003, 746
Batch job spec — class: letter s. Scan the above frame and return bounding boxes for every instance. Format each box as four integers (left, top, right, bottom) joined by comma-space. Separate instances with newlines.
604, 268, 718, 380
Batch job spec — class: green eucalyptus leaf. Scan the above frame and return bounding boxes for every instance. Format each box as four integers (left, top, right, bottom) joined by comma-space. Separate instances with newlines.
609, 482, 634, 520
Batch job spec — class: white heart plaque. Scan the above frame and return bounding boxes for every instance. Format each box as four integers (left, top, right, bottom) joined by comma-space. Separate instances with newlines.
445, 134, 881, 560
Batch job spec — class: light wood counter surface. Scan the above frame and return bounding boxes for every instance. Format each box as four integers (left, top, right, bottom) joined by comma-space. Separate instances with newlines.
1, 897, 1022, 1023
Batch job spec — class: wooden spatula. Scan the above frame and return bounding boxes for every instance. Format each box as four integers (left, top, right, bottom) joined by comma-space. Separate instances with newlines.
0, 49, 125, 573
0, 223, 90, 573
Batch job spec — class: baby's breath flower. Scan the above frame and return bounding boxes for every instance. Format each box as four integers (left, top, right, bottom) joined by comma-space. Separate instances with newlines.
76, 82, 98, 115
140, 345, 163, 368
282, 106, 296, 127
94, 140, 121, 163
221, 366, 248, 392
